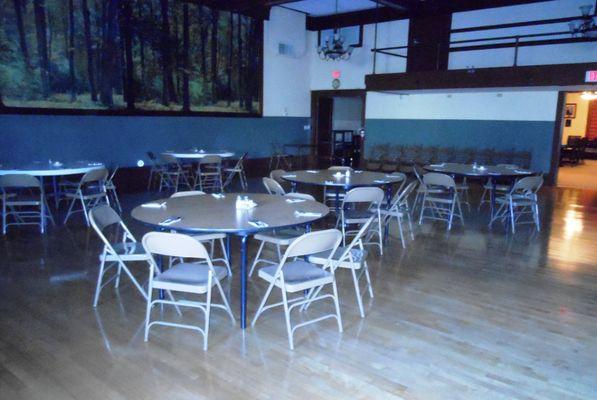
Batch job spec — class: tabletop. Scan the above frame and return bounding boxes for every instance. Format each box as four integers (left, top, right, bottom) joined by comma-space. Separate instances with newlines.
281, 170, 404, 188
131, 193, 329, 235
0, 161, 105, 176
163, 150, 235, 159
423, 163, 534, 178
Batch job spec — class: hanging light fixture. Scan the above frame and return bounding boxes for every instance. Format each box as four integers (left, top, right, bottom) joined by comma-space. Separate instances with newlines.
568, 4, 597, 38
317, 0, 354, 61
581, 91, 597, 100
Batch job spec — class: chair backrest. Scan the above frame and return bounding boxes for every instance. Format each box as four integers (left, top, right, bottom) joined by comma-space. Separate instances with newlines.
284, 192, 315, 201
200, 155, 222, 165
170, 190, 206, 198
328, 166, 353, 172
263, 177, 286, 195
389, 180, 418, 209
336, 217, 374, 264
343, 187, 384, 204
89, 204, 123, 233
231, 153, 248, 169
284, 229, 342, 259
142, 231, 210, 260
423, 172, 455, 189
0, 174, 42, 189
512, 175, 543, 194
269, 169, 287, 183
147, 151, 157, 161
413, 164, 426, 184
160, 153, 179, 165
81, 168, 109, 184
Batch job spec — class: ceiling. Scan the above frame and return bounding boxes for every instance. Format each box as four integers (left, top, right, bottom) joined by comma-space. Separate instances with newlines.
281, 0, 379, 17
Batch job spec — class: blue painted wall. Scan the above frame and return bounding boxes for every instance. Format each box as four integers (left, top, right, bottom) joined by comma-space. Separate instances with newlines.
364, 119, 555, 172
0, 114, 310, 167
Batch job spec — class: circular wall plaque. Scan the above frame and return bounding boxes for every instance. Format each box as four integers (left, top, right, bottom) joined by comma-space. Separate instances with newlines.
332, 78, 341, 89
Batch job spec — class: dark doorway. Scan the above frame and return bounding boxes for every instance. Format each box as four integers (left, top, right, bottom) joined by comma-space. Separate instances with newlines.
311, 90, 366, 168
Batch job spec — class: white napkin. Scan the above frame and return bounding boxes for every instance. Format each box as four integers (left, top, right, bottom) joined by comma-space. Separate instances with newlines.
429, 163, 445, 168
306, 170, 319, 173
212, 193, 226, 199
324, 180, 335, 185
515, 169, 531, 174
374, 180, 388, 184
282, 174, 297, 178
294, 211, 322, 218
159, 217, 181, 226
142, 201, 166, 208
285, 198, 306, 203
248, 220, 268, 228
354, 170, 363, 173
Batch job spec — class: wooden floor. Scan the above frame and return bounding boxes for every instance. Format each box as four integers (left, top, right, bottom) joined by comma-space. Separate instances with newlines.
558, 160, 597, 190
1, 183, 596, 400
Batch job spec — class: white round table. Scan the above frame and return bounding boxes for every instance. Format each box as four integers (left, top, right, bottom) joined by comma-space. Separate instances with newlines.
163, 150, 235, 159
131, 193, 329, 328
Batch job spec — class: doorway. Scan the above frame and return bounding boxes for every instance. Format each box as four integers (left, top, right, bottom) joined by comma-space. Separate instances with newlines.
311, 90, 366, 168
557, 91, 597, 190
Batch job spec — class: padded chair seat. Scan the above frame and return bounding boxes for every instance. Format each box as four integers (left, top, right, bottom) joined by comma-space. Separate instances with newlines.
153, 263, 228, 293
258, 260, 333, 292
105, 242, 150, 261
254, 229, 302, 245
308, 246, 367, 269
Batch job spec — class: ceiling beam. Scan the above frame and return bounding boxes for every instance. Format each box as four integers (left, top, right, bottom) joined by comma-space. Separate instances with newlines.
307, 0, 554, 31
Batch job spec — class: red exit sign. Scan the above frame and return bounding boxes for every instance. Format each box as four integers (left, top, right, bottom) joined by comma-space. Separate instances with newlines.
586, 70, 597, 82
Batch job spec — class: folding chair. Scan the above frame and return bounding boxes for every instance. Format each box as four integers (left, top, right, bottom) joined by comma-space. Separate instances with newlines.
252, 229, 343, 350
490, 175, 543, 234
262, 177, 286, 196
380, 180, 417, 248
142, 232, 235, 350
0, 174, 54, 234
63, 168, 109, 226
196, 155, 223, 193
89, 205, 152, 306
418, 172, 464, 231
336, 187, 384, 255
223, 153, 248, 191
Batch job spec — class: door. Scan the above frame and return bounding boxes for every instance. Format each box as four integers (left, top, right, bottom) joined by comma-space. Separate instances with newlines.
315, 97, 334, 168
586, 99, 597, 140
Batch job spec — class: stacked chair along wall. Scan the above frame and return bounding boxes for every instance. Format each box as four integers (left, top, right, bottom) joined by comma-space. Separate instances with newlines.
252, 229, 343, 350
365, 144, 532, 173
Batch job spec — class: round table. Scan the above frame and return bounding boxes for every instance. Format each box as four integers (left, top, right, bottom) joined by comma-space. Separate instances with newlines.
423, 163, 534, 219
131, 192, 329, 329
0, 161, 106, 208
282, 169, 405, 211
163, 150, 235, 159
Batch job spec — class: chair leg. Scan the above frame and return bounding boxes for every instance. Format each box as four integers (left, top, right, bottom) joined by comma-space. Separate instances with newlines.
2, 198, 6, 235
93, 251, 107, 307
418, 193, 427, 224
280, 284, 294, 350
509, 199, 516, 234
252, 281, 276, 327
63, 196, 77, 224
218, 238, 232, 276
331, 278, 343, 333
144, 286, 153, 342
406, 212, 415, 240
249, 241, 266, 277
351, 268, 365, 318
203, 274, 212, 351
397, 215, 406, 248
364, 261, 374, 298
534, 203, 541, 232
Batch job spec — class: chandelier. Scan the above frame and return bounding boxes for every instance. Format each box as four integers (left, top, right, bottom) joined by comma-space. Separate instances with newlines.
317, 0, 353, 61
568, 4, 597, 38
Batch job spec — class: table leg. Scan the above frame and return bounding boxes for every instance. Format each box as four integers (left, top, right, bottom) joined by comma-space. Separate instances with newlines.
291, 181, 297, 193
226, 235, 231, 264
490, 179, 496, 225
52, 176, 59, 209
384, 184, 392, 241
335, 188, 341, 213
240, 234, 248, 329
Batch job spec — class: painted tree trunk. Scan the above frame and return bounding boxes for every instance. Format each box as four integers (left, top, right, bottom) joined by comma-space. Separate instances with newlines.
68, 0, 77, 102
13, 0, 30, 67
33, 0, 50, 98
81, 0, 97, 101
182, 2, 190, 111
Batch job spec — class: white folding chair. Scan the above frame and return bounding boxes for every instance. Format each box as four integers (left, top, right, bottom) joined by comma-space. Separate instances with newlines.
63, 168, 109, 226
323, 166, 353, 207
89, 205, 152, 306
269, 169, 287, 183
147, 151, 166, 190
196, 155, 223, 193
336, 186, 384, 255
490, 175, 543, 234
159, 153, 192, 192
418, 172, 464, 231
252, 229, 343, 350
307, 218, 375, 318
478, 164, 518, 210
169, 191, 231, 276
142, 231, 235, 350
223, 153, 248, 191
262, 177, 286, 196
0, 174, 54, 235
380, 180, 417, 248
105, 167, 122, 213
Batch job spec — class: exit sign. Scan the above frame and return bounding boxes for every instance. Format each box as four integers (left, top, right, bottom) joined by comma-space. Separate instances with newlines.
586, 70, 597, 82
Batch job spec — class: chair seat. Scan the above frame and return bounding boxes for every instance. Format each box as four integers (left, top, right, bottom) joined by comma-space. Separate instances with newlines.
64, 189, 107, 199
153, 263, 228, 294
254, 229, 302, 245
423, 195, 455, 204
496, 196, 537, 207
483, 183, 510, 191
3, 194, 41, 205
379, 208, 405, 217
343, 209, 378, 223
258, 260, 333, 292
308, 246, 367, 269
417, 187, 445, 194
105, 242, 150, 261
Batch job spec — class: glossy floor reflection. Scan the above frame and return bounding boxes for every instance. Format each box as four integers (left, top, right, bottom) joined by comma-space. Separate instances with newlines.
1, 185, 596, 400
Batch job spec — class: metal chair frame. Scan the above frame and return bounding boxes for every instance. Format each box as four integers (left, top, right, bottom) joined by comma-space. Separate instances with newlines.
63, 168, 110, 226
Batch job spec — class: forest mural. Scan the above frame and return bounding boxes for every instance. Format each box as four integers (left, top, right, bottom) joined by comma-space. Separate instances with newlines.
0, 0, 262, 114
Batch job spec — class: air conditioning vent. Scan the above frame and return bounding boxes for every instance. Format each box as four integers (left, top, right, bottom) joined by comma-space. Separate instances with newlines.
278, 42, 294, 57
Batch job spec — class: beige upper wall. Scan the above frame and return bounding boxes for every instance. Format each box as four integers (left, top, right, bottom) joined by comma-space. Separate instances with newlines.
562, 93, 590, 145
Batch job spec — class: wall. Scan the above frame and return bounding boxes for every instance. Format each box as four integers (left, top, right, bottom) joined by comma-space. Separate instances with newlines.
365, 91, 559, 172
332, 97, 363, 131
0, 6, 311, 168
450, 0, 597, 69
562, 92, 590, 144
